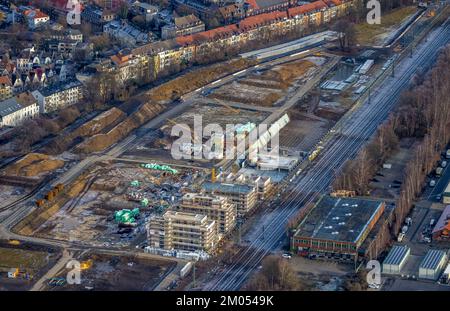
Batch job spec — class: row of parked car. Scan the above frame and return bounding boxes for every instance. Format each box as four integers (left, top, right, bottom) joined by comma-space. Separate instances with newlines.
428, 149, 450, 189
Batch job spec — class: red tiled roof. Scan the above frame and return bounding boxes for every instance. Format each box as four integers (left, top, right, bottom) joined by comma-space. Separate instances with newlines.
0, 75, 11, 86
288, 1, 327, 18
246, 0, 260, 10
24, 9, 49, 19
324, 0, 342, 6
176, 24, 239, 46
238, 11, 287, 30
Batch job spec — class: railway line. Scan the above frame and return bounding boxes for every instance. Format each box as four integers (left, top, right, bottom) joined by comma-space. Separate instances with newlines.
205, 16, 450, 291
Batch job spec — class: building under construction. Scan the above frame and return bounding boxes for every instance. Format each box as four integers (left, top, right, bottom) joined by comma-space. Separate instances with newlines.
174, 192, 237, 235
147, 210, 219, 254
202, 182, 257, 216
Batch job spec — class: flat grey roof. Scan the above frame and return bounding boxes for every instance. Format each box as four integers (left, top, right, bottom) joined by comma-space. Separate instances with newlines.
420, 249, 448, 270
294, 196, 384, 243
383, 245, 410, 266
202, 182, 254, 195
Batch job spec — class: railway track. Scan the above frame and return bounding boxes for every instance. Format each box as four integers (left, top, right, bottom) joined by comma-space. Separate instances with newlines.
205, 17, 450, 291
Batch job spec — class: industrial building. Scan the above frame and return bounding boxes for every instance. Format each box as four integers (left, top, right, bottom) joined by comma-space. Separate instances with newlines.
291, 196, 386, 262
202, 182, 258, 216
418, 249, 448, 280
147, 211, 219, 254
432, 205, 450, 241
174, 192, 237, 234
382, 245, 411, 275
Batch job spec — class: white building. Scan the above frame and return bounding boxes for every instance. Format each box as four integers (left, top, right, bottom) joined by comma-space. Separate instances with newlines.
382, 245, 410, 275
419, 249, 448, 280
32, 80, 84, 113
23, 9, 49, 29
0, 93, 39, 127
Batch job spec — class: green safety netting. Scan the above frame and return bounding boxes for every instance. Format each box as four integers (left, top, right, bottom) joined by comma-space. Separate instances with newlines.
140, 163, 178, 174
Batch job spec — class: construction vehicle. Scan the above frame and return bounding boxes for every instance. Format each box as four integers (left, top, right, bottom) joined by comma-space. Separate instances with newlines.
80, 259, 93, 270
35, 199, 45, 208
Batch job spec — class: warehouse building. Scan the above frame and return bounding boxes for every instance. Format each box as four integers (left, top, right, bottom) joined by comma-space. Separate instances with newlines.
418, 249, 448, 280
147, 211, 218, 254
291, 196, 386, 262
432, 205, 450, 241
174, 192, 237, 235
382, 245, 410, 275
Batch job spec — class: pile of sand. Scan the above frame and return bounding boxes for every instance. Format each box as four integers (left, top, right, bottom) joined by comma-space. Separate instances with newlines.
4, 153, 64, 177
75, 103, 165, 153
44, 107, 126, 155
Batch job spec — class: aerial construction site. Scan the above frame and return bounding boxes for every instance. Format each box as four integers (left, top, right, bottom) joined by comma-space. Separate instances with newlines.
1, 0, 449, 296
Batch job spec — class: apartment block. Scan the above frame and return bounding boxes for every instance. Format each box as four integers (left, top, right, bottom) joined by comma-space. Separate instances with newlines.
0, 76, 13, 101
147, 211, 219, 254
0, 92, 39, 127
175, 193, 237, 235
32, 80, 84, 113
202, 182, 258, 216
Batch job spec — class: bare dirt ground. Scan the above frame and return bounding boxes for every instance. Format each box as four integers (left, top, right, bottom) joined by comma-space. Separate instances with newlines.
33, 161, 204, 247
0, 241, 61, 291
48, 252, 176, 291
208, 57, 325, 108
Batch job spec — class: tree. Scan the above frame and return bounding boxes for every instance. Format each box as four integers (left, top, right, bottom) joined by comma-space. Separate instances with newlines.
333, 19, 357, 51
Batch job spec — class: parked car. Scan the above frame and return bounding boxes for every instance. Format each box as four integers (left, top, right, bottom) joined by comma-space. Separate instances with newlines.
282, 253, 292, 259
441, 160, 447, 168
430, 179, 436, 187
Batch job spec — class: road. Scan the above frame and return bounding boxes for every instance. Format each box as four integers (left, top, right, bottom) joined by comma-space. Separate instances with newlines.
204, 16, 450, 291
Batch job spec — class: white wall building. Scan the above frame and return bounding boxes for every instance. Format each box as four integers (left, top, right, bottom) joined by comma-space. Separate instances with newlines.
419, 249, 448, 280
0, 93, 39, 127
32, 80, 84, 113
382, 245, 411, 275
23, 9, 49, 29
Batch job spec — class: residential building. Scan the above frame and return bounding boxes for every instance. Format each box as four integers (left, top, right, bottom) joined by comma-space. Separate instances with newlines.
218, 3, 246, 24
131, 1, 159, 22
94, 0, 126, 11
245, 0, 296, 16
23, 9, 50, 29
291, 196, 386, 262
0, 76, 13, 100
81, 5, 116, 32
432, 205, 450, 241
147, 210, 219, 254
32, 80, 84, 113
175, 192, 237, 234
0, 92, 39, 127
161, 14, 205, 40
104, 20, 152, 46
202, 182, 258, 216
